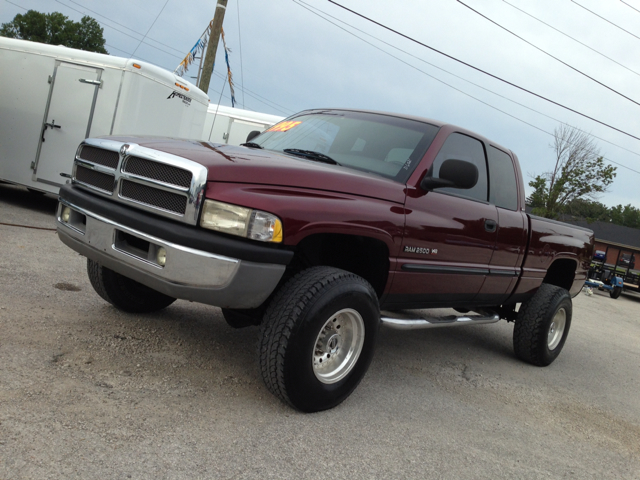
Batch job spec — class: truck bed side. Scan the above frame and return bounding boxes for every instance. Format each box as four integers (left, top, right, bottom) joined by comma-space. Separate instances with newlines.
509, 214, 594, 301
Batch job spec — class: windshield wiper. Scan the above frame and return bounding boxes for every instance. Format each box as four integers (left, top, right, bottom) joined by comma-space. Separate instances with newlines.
240, 142, 263, 149
283, 149, 340, 165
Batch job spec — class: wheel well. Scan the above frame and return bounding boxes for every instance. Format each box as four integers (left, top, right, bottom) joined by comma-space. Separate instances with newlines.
543, 259, 577, 291
286, 234, 390, 298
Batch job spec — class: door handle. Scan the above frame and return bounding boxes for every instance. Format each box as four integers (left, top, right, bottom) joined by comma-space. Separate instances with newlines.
484, 219, 497, 233
42, 120, 62, 142
79, 78, 102, 87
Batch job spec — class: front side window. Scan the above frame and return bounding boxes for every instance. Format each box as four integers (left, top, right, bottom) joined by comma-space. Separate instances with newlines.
252, 110, 440, 183
430, 133, 488, 202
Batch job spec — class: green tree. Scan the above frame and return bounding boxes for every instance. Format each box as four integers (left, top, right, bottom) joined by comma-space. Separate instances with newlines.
610, 204, 640, 229
562, 198, 610, 223
0, 10, 107, 54
526, 124, 616, 219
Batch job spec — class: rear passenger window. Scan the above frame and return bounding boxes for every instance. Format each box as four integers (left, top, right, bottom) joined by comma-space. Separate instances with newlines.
488, 146, 518, 210
431, 133, 488, 202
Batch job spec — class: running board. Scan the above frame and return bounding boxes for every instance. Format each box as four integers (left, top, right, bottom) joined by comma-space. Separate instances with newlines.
380, 310, 501, 330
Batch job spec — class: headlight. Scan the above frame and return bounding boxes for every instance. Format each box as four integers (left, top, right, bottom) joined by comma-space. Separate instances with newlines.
200, 200, 283, 243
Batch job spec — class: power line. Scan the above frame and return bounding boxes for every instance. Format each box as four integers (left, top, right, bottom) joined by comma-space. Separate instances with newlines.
211, 69, 295, 115
502, 0, 640, 78
621, 0, 640, 14
48, 0, 294, 114
6, 0, 184, 64
308, 0, 640, 162
293, 0, 639, 175
327, 0, 640, 143
297, 0, 640, 163
458, 0, 640, 107
103, 43, 163, 65
54, 0, 184, 60
2, 1, 292, 119
3, 0, 27, 10
130, 0, 170, 59
293, 1, 547, 131
61, 0, 184, 54
571, 0, 640, 42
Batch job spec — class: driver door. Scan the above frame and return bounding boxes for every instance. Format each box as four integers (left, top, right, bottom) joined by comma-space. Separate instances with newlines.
386, 132, 499, 309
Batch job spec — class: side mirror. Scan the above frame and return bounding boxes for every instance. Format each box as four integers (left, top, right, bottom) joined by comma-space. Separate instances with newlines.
421, 159, 478, 191
246, 130, 261, 143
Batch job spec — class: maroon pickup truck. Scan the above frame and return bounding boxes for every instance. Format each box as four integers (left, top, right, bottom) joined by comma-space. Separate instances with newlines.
56, 108, 593, 412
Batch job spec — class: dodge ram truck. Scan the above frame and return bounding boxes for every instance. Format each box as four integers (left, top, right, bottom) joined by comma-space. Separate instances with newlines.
55, 108, 594, 412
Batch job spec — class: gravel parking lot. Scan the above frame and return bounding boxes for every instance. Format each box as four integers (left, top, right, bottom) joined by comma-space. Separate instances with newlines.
1, 182, 639, 479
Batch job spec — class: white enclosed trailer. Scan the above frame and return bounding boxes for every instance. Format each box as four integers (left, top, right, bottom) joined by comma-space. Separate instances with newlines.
202, 104, 283, 146
0, 37, 209, 194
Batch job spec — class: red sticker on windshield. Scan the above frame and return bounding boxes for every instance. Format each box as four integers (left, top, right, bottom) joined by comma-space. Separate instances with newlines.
266, 121, 302, 132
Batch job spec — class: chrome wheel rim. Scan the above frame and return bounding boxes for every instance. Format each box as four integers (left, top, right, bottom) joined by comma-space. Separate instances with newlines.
312, 308, 365, 384
547, 307, 567, 350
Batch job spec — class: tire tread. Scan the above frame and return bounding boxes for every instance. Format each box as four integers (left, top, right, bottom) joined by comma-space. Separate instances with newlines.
258, 266, 377, 408
513, 283, 571, 366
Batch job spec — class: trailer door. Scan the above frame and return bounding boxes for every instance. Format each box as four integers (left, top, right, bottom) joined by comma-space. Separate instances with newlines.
33, 61, 102, 189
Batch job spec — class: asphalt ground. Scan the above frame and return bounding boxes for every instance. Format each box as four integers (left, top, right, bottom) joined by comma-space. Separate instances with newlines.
1, 182, 639, 479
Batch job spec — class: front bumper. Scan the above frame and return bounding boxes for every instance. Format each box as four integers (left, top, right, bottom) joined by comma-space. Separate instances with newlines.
56, 185, 291, 309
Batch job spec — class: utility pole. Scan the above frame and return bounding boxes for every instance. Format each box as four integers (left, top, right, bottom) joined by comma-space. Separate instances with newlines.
195, 52, 204, 86
198, 0, 228, 94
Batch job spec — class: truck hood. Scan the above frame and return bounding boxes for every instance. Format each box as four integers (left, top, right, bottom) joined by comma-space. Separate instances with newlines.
107, 137, 406, 204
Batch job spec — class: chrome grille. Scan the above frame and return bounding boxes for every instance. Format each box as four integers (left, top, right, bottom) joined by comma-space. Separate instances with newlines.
120, 180, 187, 215
73, 139, 207, 224
123, 156, 192, 188
75, 165, 115, 193
78, 146, 119, 169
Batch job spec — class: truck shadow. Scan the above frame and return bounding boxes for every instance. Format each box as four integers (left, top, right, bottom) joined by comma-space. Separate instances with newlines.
585, 288, 640, 303
376, 321, 516, 364
621, 291, 640, 303
86, 300, 518, 395
90, 301, 518, 394
0, 182, 59, 216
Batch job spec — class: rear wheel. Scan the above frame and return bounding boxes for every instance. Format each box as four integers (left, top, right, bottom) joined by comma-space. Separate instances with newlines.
513, 283, 572, 366
610, 286, 622, 299
87, 259, 175, 313
259, 267, 379, 412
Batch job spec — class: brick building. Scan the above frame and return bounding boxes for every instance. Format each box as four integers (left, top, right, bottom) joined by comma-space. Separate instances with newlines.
559, 216, 640, 292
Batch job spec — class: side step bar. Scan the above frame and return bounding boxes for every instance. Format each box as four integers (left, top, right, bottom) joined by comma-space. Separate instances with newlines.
380, 310, 501, 330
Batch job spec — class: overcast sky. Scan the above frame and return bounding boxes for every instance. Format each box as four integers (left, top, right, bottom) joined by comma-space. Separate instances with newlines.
3, 0, 640, 208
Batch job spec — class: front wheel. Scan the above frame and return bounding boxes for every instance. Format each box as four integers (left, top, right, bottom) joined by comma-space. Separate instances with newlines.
258, 267, 379, 412
513, 283, 572, 366
87, 259, 176, 313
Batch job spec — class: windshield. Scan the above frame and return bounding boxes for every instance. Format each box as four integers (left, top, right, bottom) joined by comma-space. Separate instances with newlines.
251, 110, 440, 183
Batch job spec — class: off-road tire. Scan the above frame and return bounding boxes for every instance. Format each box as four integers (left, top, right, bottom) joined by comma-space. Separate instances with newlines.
513, 283, 572, 366
87, 259, 175, 313
259, 266, 379, 412
610, 286, 622, 299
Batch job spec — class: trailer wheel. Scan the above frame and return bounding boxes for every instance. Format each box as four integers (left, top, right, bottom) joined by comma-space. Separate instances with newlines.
87, 259, 175, 313
259, 267, 379, 412
610, 286, 622, 299
513, 283, 572, 367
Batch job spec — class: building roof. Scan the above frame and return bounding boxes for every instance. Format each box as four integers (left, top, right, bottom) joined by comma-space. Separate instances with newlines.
559, 215, 640, 250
